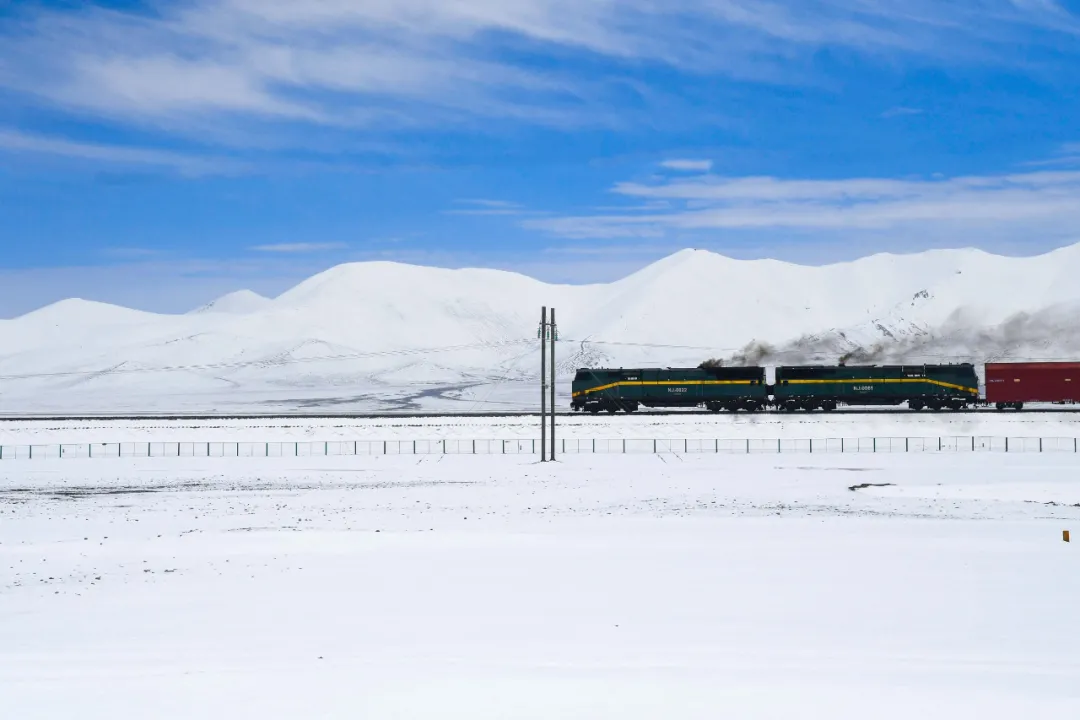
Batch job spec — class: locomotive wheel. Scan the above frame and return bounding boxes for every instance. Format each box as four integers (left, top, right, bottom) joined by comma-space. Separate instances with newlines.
908, 400, 924, 411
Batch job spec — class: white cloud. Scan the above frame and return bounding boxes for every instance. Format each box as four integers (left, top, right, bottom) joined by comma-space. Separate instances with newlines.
0, 129, 243, 175
661, 159, 714, 172
457, 199, 523, 209
526, 170, 1080, 245
250, 243, 349, 253
0, 0, 1076, 144
446, 199, 534, 216
881, 106, 924, 118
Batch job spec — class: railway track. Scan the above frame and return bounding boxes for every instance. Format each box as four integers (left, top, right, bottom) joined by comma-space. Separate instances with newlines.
2, 407, 1080, 421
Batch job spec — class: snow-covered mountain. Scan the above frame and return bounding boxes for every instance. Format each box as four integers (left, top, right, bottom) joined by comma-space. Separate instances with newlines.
3, 244, 1080, 414
190, 290, 272, 315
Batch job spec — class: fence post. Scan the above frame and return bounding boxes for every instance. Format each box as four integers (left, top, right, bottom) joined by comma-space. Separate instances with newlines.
746, 438, 750, 454
472, 440, 475, 455
1040, 437, 1043, 453
593, 439, 596, 453
623, 439, 626, 454
653, 439, 657, 454
972, 436, 975, 452
841, 438, 844, 453
873, 437, 877, 453
778, 438, 781, 454
938, 437, 942, 452
715, 439, 719, 454
905, 437, 909, 453
1006, 437, 1009, 453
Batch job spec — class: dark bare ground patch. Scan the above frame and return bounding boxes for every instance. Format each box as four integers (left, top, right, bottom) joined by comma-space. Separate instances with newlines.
0, 481, 213, 501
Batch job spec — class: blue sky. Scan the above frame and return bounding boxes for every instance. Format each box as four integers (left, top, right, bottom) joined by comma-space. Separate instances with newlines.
2, 0, 1080, 316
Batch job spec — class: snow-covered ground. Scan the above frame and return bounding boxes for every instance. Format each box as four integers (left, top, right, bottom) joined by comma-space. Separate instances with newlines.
2, 453, 1079, 718
4, 244, 1080, 414
3, 411, 1080, 446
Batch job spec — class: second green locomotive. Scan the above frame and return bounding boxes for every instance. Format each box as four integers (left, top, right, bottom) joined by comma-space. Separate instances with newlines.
772, 364, 979, 411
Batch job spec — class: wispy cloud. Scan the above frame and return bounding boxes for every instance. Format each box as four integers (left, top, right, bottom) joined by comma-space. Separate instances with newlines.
526, 169, 1080, 246
661, 159, 714, 172
250, 243, 348, 253
1, 0, 1077, 148
0, 129, 243, 176
446, 198, 540, 216
457, 199, 524, 209
881, 106, 924, 118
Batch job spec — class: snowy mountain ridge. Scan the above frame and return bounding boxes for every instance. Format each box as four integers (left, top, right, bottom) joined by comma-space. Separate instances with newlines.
3, 243, 1080, 413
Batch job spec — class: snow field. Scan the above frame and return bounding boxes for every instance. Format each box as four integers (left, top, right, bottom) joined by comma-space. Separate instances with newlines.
1, 453, 1079, 718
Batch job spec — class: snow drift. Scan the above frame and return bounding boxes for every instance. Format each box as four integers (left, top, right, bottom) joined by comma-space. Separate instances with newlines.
3, 244, 1080, 413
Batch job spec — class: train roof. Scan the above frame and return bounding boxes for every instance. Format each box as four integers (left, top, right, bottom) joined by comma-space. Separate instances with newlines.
778, 363, 974, 368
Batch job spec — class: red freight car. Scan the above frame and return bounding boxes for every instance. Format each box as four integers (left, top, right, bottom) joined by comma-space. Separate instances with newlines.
984, 362, 1080, 410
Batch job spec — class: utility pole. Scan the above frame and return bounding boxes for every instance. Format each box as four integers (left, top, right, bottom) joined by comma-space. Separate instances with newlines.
540, 306, 547, 462
550, 307, 557, 461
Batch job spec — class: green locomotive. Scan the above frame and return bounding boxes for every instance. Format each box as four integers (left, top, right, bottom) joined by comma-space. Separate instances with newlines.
772, 364, 979, 411
570, 363, 980, 413
571, 367, 768, 413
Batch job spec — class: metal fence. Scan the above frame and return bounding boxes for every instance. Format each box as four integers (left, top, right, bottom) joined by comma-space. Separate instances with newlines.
0, 436, 1078, 461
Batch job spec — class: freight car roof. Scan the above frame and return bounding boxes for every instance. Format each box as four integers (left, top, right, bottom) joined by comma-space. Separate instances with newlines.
986, 362, 1080, 370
